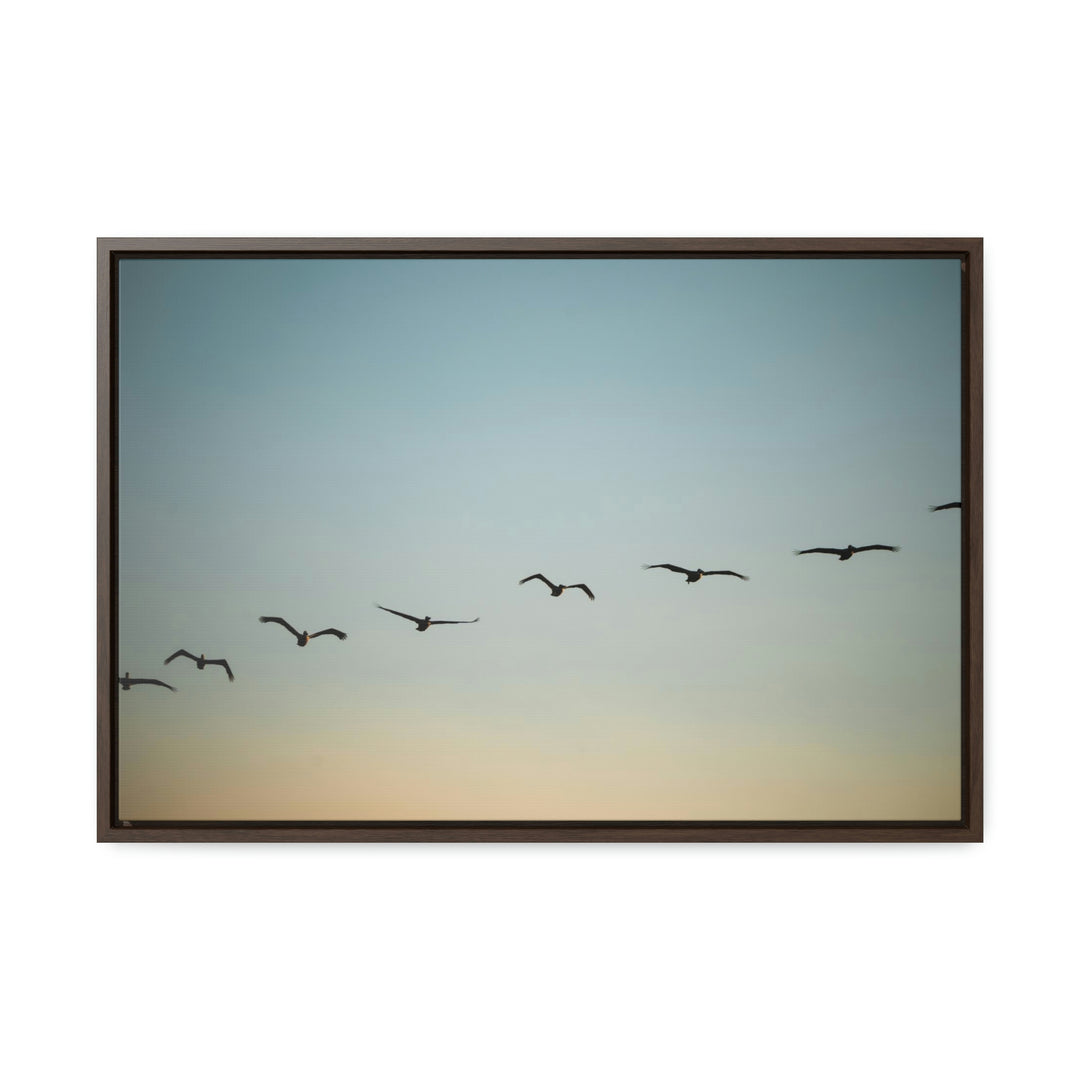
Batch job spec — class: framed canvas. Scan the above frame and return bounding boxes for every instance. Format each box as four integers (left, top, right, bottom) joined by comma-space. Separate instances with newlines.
98, 238, 982, 842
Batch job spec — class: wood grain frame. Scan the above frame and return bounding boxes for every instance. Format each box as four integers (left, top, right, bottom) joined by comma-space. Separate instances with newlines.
98, 237, 982, 842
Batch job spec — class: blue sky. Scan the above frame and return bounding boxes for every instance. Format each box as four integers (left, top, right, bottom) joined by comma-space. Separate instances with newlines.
117, 256, 961, 820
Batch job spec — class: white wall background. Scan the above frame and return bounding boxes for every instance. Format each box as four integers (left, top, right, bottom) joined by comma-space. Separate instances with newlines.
3, 2, 1076, 1077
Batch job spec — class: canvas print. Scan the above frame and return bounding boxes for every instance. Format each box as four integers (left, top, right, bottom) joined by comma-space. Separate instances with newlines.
114, 254, 963, 822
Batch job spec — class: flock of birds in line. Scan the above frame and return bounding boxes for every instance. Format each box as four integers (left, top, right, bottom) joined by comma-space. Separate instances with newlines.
117, 500, 962, 692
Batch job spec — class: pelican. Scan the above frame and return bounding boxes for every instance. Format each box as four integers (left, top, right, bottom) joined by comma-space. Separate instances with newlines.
164, 649, 235, 681
376, 604, 479, 632
518, 573, 595, 600
929, 501, 962, 512
258, 616, 347, 646
795, 544, 899, 560
118, 672, 176, 691
642, 563, 749, 583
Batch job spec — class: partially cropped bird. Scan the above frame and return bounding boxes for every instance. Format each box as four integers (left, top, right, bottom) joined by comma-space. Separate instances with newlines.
929, 501, 962, 512
518, 573, 595, 600
164, 649, 235, 681
376, 605, 479, 632
118, 672, 176, 691
795, 544, 899, 560
258, 616, 347, 646
642, 563, 749, 583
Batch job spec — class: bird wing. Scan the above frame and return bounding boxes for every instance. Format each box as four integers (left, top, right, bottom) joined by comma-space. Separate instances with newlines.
310, 628, 347, 640
643, 563, 691, 574
519, 573, 555, 589
429, 617, 480, 625
259, 616, 301, 639
207, 658, 235, 681
567, 584, 595, 599
853, 544, 900, 553
376, 605, 422, 625
701, 570, 749, 581
130, 678, 177, 691
795, 548, 846, 556
164, 649, 197, 665
929, 502, 961, 511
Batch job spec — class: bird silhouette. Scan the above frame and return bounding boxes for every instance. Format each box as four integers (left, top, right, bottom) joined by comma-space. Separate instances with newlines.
795, 544, 899, 561
518, 573, 595, 600
642, 563, 749, 583
929, 501, 962, 512
164, 649, 235, 681
258, 616, 347, 646
376, 605, 479, 632
118, 672, 176, 691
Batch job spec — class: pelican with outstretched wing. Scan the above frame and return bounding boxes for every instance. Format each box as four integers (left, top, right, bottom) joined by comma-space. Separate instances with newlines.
376, 604, 479, 632
929, 501, 962, 512
795, 544, 899, 561
518, 573, 595, 600
118, 672, 176, 691
642, 563, 749, 583
164, 649, 235, 681
258, 616, 347, 646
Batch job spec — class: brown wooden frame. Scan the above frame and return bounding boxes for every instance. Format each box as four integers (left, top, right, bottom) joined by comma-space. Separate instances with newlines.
98, 237, 982, 842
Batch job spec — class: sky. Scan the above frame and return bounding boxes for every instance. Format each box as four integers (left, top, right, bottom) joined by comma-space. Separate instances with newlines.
116, 256, 962, 821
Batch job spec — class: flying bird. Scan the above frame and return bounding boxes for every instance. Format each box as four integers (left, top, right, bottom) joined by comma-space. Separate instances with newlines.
376, 604, 479, 632
164, 649, 235, 681
518, 573, 595, 600
642, 564, 749, 583
929, 501, 962, 512
795, 544, 899, 561
118, 672, 176, 691
258, 616, 347, 646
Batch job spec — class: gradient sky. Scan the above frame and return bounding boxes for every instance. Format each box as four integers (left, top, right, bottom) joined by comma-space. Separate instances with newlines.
117, 256, 961, 820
